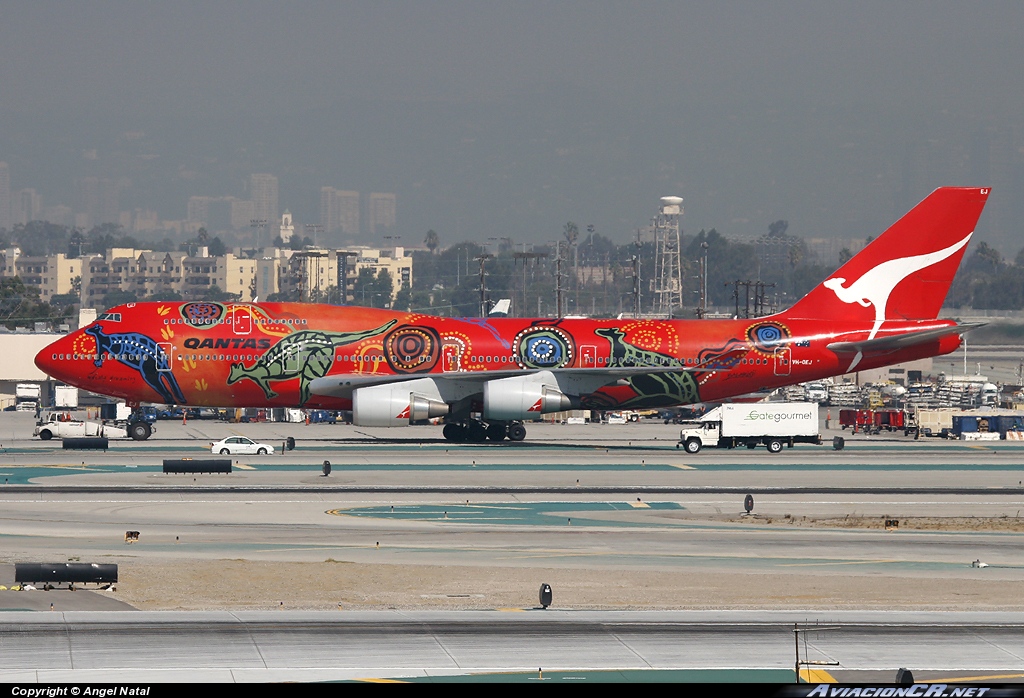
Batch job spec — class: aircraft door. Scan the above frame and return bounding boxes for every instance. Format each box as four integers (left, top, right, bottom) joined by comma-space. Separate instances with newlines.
231, 305, 251, 335
157, 343, 173, 371
580, 345, 597, 367
442, 342, 462, 372
285, 344, 305, 374
774, 347, 791, 376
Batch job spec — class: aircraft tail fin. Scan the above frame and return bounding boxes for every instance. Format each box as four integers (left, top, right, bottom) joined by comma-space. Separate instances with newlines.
784, 187, 990, 324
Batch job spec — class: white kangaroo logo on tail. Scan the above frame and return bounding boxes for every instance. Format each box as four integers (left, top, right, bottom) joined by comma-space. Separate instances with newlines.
823, 231, 972, 370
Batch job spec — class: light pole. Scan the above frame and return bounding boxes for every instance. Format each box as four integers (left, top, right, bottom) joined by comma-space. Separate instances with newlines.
476, 253, 494, 317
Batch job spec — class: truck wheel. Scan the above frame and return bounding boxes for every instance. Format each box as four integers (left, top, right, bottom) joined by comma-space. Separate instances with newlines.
684, 439, 701, 454
39, 430, 53, 441
766, 439, 783, 454
129, 422, 151, 441
507, 423, 527, 442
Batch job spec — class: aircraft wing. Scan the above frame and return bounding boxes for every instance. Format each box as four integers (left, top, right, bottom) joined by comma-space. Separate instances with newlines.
826, 322, 984, 355
308, 349, 746, 400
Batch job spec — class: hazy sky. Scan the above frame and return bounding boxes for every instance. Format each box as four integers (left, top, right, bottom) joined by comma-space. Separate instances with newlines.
2, 1, 1023, 252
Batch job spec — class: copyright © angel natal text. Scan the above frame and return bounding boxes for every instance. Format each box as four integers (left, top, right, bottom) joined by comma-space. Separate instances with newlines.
12, 689, 150, 697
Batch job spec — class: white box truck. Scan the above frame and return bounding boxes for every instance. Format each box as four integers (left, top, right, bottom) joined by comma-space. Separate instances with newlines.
54, 385, 79, 408
15, 383, 41, 412
678, 402, 821, 454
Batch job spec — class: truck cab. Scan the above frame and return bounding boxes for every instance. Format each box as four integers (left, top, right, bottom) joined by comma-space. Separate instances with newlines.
678, 418, 724, 452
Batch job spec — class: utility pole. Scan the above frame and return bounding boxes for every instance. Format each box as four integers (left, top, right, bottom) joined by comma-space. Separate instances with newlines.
632, 228, 642, 319
555, 241, 564, 318
696, 241, 708, 318
514, 249, 547, 318
477, 253, 493, 317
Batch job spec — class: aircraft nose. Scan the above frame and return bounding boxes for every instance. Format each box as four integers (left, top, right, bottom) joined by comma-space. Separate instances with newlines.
35, 334, 75, 382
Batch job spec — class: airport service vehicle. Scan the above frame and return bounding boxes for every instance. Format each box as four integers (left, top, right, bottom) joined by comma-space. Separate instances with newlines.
54, 385, 79, 408
33, 413, 129, 440
677, 402, 820, 454
34, 188, 990, 443
15, 383, 41, 412
914, 407, 960, 438
804, 382, 829, 403
211, 436, 274, 455
951, 411, 1024, 440
839, 408, 914, 435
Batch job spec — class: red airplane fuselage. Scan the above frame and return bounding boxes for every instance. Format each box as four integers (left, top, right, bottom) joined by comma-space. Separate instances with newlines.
35, 301, 960, 411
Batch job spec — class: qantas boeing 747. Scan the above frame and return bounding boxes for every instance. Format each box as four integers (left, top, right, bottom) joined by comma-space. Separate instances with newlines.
35, 187, 990, 442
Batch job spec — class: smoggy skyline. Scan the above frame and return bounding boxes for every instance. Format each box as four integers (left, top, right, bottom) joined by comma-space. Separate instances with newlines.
2, 2, 1023, 252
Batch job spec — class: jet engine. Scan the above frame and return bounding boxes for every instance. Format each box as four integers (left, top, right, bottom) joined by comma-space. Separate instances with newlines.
483, 375, 572, 421
352, 383, 450, 427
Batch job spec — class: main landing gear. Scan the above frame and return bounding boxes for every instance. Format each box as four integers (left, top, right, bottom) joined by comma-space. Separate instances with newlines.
442, 420, 527, 443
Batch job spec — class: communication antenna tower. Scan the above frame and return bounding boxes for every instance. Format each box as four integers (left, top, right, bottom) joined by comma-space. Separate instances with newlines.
652, 196, 684, 315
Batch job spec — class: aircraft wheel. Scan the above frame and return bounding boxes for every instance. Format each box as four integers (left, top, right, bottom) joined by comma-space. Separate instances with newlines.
684, 438, 701, 454
444, 419, 468, 440
129, 422, 151, 441
38, 430, 53, 441
507, 423, 527, 442
467, 421, 488, 443
486, 423, 507, 441
766, 439, 783, 454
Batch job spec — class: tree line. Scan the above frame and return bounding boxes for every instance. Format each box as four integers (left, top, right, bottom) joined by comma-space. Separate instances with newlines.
2, 220, 1023, 323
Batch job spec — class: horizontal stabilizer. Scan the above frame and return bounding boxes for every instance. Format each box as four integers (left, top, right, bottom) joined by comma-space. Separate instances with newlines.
826, 323, 984, 355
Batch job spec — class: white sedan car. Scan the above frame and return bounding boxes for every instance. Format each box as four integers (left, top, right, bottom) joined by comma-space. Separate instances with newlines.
211, 436, 275, 455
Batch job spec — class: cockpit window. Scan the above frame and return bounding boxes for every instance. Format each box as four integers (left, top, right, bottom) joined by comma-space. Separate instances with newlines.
97, 313, 122, 322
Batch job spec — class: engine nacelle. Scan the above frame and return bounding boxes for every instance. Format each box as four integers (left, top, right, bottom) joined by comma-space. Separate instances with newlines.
352, 383, 449, 427
483, 375, 572, 421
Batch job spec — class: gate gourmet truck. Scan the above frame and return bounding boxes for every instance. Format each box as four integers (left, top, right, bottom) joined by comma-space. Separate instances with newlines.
677, 402, 821, 454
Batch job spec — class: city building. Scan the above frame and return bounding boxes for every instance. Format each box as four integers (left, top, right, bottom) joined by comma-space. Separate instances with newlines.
12, 188, 41, 226
365, 192, 396, 238
0, 249, 82, 300
0, 162, 10, 231
320, 187, 361, 243
249, 173, 279, 228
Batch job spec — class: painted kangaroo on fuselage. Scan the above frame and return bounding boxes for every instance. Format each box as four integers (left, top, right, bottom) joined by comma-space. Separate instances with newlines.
86, 325, 186, 404
593, 327, 700, 406
227, 320, 397, 404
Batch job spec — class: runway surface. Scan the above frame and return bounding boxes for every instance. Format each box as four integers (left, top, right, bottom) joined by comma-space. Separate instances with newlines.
3, 610, 1024, 683
2, 411, 1024, 681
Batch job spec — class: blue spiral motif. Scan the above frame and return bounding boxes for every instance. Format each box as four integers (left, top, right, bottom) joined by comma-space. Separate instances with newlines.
747, 322, 789, 352
516, 327, 574, 369
181, 302, 225, 328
